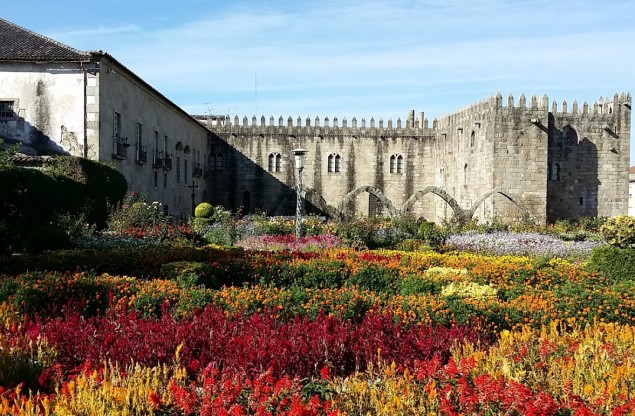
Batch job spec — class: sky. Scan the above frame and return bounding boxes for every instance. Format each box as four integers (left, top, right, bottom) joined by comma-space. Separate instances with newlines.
4, 0, 635, 160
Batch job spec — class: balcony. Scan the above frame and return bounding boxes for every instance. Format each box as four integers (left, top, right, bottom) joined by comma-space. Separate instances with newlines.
163, 154, 173, 171
112, 136, 129, 159
136, 143, 148, 164
153, 150, 164, 169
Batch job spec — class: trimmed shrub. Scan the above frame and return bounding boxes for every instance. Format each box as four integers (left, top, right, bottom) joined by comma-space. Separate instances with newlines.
587, 245, 635, 281
600, 215, 635, 248
46, 156, 127, 228
0, 165, 83, 254
0, 157, 126, 254
194, 202, 214, 218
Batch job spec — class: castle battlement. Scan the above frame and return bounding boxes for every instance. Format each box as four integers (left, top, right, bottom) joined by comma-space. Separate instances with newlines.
202, 92, 631, 139
549, 92, 631, 116
208, 113, 436, 137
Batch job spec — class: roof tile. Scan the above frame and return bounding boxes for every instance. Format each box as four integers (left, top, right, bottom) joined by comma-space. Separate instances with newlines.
0, 18, 91, 62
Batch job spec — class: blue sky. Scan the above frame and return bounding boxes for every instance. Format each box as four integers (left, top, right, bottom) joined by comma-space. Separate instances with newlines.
4, 0, 635, 161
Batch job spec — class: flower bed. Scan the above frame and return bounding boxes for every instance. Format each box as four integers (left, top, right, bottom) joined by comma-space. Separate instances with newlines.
1, 245, 634, 414
446, 231, 603, 259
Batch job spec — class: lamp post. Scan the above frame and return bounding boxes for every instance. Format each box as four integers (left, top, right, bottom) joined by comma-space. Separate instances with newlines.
188, 180, 199, 217
291, 148, 308, 239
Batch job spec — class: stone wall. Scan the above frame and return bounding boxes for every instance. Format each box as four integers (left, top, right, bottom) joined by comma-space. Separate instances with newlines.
205, 92, 631, 224
98, 56, 212, 220
547, 93, 631, 221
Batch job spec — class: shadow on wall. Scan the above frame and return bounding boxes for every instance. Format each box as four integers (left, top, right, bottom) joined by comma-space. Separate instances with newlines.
547, 118, 599, 222
0, 107, 71, 156
205, 136, 327, 217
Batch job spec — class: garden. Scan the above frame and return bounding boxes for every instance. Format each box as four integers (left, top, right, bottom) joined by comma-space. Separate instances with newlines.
2, 151, 635, 414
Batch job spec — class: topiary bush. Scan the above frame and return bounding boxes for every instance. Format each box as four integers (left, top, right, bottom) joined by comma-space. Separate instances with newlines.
600, 215, 635, 248
194, 202, 214, 218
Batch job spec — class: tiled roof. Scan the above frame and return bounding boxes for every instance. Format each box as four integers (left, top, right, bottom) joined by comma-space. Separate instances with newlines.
0, 18, 91, 62
630, 166, 635, 174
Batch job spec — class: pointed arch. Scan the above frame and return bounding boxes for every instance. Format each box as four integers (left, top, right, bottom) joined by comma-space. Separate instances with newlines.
400, 186, 465, 220
466, 188, 532, 222
336, 186, 397, 219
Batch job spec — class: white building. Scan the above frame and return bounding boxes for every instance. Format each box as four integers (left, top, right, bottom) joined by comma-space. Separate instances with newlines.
0, 18, 211, 219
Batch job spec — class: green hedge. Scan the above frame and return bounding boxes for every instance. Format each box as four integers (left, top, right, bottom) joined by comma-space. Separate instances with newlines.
0, 166, 83, 254
46, 156, 127, 228
586, 245, 635, 281
0, 158, 126, 254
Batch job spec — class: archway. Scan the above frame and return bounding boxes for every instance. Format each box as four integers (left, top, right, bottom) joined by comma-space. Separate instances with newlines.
400, 186, 465, 220
466, 188, 532, 222
335, 186, 397, 219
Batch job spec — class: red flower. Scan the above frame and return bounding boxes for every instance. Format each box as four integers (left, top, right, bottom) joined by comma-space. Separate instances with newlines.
148, 391, 162, 408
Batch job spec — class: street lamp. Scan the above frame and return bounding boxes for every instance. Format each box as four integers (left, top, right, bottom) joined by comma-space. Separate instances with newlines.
188, 180, 199, 217
291, 148, 308, 239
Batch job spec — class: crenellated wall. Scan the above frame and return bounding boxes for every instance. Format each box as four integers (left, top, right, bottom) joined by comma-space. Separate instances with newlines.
547, 93, 631, 221
202, 92, 631, 224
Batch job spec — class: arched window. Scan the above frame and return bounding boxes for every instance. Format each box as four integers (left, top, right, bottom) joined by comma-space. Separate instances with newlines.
464, 163, 468, 183
268, 153, 282, 172
268, 154, 275, 172
470, 131, 475, 147
390, 154, 404, 174
275, 153, 282, 172
328, 153, 341, 173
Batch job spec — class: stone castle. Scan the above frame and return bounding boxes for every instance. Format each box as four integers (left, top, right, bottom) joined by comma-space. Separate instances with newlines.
0, 17, 630, 224
201, 92, 631, 224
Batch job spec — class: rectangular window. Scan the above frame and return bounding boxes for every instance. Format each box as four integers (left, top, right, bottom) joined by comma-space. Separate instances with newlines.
163, 172, 167, 188
164, 135, 169, 154
113, 112, 121, 139
154, 171, 158, 187
154, 131, 159, 150
184, 159, 188, 184
0, 101, 14, 118
176, 156, 181, 184
135, 123, 142, 145
135, 123, 147, 163
112, 111, 127, 158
